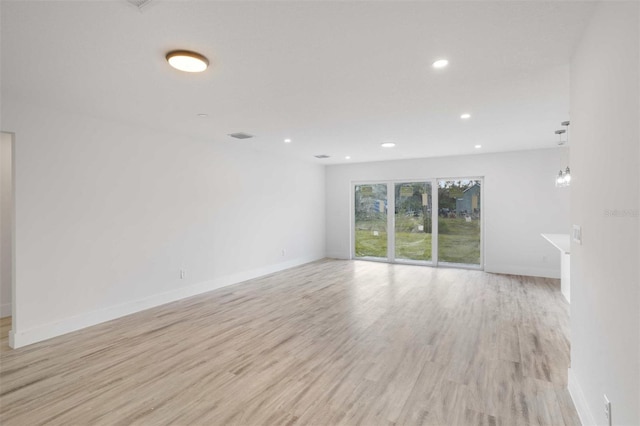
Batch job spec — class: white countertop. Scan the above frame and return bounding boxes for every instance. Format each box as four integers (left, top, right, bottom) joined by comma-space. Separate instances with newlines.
541, 233, 570, 254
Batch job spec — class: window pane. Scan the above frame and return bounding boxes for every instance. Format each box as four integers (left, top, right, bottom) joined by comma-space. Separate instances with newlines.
395, 182, 432, 262
354, 184, 387, 258
437, 179, 481, 265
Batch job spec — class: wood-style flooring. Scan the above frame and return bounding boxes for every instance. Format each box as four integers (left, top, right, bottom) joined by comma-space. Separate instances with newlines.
0, 259, 579, 425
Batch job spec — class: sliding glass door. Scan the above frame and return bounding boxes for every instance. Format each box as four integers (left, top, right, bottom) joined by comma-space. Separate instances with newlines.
394, 182, 432, 262
353, 178, 482, 268
437, 179, 482, 266
354, 184, 388, 259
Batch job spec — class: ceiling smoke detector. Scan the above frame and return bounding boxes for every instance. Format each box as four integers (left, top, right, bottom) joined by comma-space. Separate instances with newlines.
314, 155, 330, 159
228, 132, 254, 140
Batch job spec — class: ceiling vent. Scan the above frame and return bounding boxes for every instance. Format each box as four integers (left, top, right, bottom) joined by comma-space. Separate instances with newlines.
126, 0, 153, 9
228, 132, 254, 140
314, 155, 330, 159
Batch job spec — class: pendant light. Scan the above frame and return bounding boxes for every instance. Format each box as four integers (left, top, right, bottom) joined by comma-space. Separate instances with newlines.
554, 121, 571, 187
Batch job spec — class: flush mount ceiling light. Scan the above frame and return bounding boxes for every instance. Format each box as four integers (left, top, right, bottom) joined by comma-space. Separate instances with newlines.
166, 50, 209, 72
475, 144, 482, 149
461, 113, 471, 119
381, 142, 396, 148
284, 138, 292, 143
345, 156, 351, 160
432, 59, 449, 69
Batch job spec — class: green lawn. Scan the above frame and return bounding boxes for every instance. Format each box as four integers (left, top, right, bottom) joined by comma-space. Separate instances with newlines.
437, 217, 480, 264
355, 230, 388, 258
355, 217, 480, 264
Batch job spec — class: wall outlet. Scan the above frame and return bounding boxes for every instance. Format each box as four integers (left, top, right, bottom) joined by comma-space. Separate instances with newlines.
604, 394, 611, 426
180, 269, 185, 279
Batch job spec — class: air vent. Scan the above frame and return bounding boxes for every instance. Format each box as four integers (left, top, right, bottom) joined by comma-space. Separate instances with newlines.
228, 132, 254, 140
314, 155, 330, 159
126, 0, 153, 9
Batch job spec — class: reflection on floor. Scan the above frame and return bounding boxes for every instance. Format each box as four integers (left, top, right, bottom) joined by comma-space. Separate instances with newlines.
0, 259, 579, 425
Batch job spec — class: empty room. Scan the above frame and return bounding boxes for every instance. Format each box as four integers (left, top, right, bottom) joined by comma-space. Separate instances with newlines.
0, 1, 638, 425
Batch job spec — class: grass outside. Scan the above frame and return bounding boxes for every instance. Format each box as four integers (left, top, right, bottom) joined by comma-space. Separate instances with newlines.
437, 217, 480, 264
355, 217, 480, 264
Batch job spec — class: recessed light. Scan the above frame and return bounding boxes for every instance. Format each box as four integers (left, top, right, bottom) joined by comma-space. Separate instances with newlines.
432, 59, 449, 69
381, 142, 396, 148
284, 138, 292, 143
197, 113, 208, 117
475, 144, 482, 149
345, 156, 351, 160
461, 113, 471, 119
166, 50, 209, 73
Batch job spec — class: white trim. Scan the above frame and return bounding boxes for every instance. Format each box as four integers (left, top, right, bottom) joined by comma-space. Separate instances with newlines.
387, 182, 395, 262
0, 303, 11, 318
568, 368, 596, 426
432, 178, 439, 265
9, 255, 322, 349
484, 264, 560, 279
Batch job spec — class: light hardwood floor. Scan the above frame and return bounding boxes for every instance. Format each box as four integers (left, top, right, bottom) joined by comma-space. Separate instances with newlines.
0, 259, 579, 425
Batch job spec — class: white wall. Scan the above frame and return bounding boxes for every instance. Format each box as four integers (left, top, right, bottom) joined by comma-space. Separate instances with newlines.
3, 100, 326, 348
0, 132, 13, 317
326, 148, 570, 278
569, 2, 639, 425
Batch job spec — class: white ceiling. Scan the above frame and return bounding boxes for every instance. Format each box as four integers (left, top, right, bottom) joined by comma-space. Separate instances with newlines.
1, 0, 596, 164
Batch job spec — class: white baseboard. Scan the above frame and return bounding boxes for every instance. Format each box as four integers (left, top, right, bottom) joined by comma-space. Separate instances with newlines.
0, 302, 11, 318
568, 368, 596, 426
9, 255, 323, 349
484, 264, 561, 279
326, 252, 349, 260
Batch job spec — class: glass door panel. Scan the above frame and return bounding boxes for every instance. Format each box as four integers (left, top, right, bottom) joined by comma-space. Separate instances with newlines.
394, 182, 432, 262
437, 179, 481, 265
354, 184, 388, 259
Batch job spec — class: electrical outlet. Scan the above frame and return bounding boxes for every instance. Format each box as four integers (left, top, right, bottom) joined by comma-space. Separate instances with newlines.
180, 269, 185, 279
604, 395, 611, 426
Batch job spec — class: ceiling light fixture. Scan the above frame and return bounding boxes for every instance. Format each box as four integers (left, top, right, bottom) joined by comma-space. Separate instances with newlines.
475, 144, 482, 149
228, 132, 254, 139
197, 113, 208, 117
345, 156, 351, 160
461, 113, 471, 119
166, 50, 209, 73
381, 142, 396, 148
432, 59, 449, 69
284, 138, 292, 143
